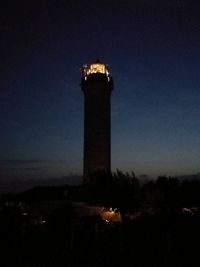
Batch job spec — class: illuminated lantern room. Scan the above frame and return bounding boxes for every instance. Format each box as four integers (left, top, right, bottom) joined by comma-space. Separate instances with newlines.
82, 59, 112, 82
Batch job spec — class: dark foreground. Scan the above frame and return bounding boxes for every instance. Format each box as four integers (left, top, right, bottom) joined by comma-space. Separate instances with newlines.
0, 204, 199, 267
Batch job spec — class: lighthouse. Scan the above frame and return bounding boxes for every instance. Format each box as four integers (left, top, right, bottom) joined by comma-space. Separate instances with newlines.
81, 59, 113, 178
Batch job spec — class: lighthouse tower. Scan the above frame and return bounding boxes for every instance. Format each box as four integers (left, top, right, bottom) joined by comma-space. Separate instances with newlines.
81, 59, 113, 178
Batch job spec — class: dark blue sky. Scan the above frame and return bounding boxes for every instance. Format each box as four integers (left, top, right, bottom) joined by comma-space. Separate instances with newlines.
1, 0, 200, 182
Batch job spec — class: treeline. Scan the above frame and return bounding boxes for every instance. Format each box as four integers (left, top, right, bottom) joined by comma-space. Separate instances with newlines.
0, 171, 200, 266
83, 170, 200, 215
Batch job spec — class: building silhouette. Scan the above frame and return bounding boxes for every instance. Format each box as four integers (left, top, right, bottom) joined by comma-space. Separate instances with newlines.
81, 59, 113, 178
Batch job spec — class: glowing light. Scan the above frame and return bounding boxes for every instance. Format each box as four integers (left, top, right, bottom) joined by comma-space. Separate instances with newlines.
83, 63, 110, 78
109, 207, 114, 214
100, 207, 121, 223
88, 64, 105, 74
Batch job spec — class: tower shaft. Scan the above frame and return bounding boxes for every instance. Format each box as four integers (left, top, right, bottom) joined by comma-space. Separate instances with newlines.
81, 61, 113, 178
83, 84, 111, 175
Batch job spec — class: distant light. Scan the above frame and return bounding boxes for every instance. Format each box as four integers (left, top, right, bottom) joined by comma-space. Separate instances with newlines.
109, 207, 114, 214
182, 208, 193, 215
100, 207, 121, 223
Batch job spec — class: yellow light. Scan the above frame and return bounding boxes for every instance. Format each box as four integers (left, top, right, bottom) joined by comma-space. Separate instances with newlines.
83, 63, 110, 77
100, 207, 121, 223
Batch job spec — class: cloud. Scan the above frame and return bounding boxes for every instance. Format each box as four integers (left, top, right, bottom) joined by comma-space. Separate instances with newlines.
0, 174, 82, 194
0, 159, 81, 182
0, 159, 41, 165
0, 159, 66, 165
0, 160, 48, 175
0, 159, 50, 173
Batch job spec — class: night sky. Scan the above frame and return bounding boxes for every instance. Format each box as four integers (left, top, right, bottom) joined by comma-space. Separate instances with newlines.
1, 0, 200, 184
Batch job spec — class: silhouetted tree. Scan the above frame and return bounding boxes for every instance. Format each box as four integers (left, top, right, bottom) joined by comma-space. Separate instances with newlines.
84, 170, 140, 222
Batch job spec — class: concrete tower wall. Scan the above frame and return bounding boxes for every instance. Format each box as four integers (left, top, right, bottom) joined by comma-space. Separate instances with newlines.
81, 72, 113, 177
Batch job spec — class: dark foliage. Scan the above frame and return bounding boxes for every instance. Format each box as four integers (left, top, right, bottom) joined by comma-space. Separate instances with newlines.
0, 172, 200, 266
83, 170, 141, 216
